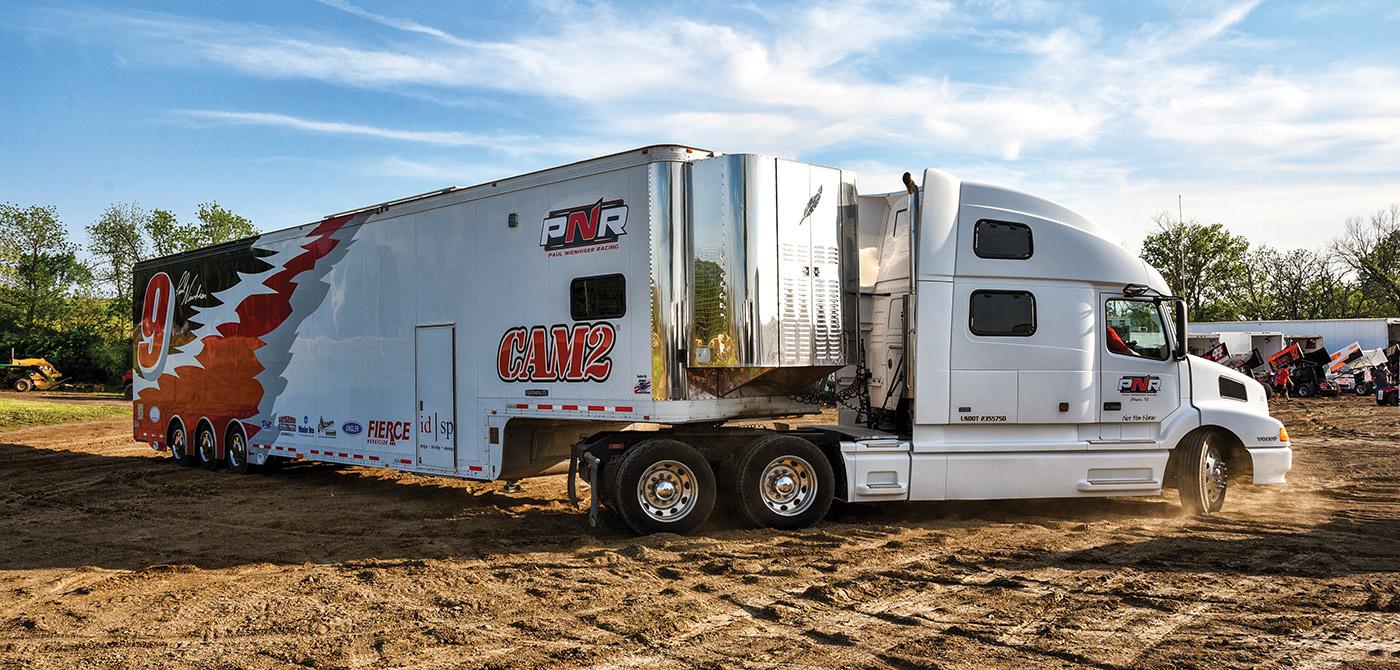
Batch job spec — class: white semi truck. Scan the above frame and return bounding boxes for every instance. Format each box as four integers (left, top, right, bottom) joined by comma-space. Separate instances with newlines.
132, 145, 1291, 535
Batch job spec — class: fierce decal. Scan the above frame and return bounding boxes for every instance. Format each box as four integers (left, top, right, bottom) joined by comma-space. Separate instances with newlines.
1118, 375, 1161, 395
498, 323, 615, 382
366, 420, 412, 446
136, 272, 175, 379
541, 198, 627, 253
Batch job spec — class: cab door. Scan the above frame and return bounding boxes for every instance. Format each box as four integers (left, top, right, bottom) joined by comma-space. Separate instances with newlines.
1099, 296, 1181, 441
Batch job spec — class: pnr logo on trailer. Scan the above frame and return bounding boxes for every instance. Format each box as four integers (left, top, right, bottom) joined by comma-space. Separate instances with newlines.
136, 272, 175, 380
541, 198, 627, 253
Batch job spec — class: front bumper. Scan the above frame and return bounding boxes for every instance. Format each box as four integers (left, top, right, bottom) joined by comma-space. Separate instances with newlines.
1246, 445, 1292, 485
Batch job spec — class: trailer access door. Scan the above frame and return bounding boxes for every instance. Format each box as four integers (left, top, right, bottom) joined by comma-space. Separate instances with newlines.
415, 325, 457, 470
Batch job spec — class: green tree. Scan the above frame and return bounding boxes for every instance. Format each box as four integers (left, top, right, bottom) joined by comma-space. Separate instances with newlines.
87, 202, 149, 314
1139, 213, 1250, 321
0, 203, 90, 329
190, 202, 256, 248
1331, 205, 1400, 315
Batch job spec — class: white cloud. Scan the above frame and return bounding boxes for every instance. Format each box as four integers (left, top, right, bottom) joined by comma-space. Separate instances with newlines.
31, 1, 1400, 247
176, 109, 535, 152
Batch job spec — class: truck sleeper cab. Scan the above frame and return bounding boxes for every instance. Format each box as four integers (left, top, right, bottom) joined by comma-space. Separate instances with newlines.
130, 146, 1291, 536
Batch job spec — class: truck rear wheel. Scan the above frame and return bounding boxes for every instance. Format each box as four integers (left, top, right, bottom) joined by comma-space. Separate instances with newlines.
13, 378, 32, 393
729, 435, 834, 530
1177, 431, 1227, 515
608, 439, 715, 535
196, 425, 221, 471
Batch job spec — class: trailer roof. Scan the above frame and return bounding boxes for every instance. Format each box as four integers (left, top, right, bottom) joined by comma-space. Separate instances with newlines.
135, 144, 714, 271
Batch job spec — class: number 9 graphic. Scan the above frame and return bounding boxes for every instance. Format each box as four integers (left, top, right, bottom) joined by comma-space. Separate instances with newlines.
137, 272, 174, 380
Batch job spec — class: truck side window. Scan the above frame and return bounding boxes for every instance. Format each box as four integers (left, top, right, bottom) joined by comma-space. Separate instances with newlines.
571, 274, 626, 321
1105, 299, 1169, 360
974, 220, 1033, 259
969, 290, 1036, 337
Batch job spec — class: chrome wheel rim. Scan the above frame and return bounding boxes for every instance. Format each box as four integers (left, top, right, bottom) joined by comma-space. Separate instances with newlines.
198, 431, 216, 463
759, 455, 815, 517
636, 459, 697, 523
1202, 442, 1228, 507
169, 428, 185, 461
228, 433, 244, 468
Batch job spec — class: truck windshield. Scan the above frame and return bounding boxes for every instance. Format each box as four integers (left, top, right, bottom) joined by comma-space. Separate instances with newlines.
1106, 299, 1170, 360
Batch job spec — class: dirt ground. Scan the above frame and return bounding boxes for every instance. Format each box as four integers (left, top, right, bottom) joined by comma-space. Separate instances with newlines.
1, 398, 1397, 669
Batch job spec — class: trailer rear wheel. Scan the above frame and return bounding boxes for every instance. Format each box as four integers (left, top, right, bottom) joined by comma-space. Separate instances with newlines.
226, 427, 252, 475
730, 435, 834, 530
1177, 431, 1227, 515
196, 425, 221, 471
168, 423, 194, 467
608, 439, 715, 535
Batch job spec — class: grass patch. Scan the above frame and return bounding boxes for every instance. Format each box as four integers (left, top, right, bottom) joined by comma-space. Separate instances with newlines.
0, 397, 128, 431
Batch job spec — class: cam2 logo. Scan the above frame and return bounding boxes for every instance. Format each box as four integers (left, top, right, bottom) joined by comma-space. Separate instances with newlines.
1119, 375, 1161, 395
498, 323, 615, 382
541, 198, 627, 252
137, 272, 175, 379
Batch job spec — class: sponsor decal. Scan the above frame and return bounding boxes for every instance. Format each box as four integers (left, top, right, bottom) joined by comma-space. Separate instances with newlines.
341, 421, 363, 436
366, 420, 411, 446
136, 403, 144, 421
497, 322, 615, 383
260, 418, 273, 430
136, 272, 175, 380
541, 198, 627, 254
634, 375, 651, 395
277, 415, 296, 433
298, 416, 314, 435
419, 412, 455, 442
317, 417, 336, 438
1118, 375, 1161, 395
149, 406, 160, 423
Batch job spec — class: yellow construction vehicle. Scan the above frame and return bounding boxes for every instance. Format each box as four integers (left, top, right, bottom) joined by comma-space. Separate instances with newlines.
2, 357, 65, 392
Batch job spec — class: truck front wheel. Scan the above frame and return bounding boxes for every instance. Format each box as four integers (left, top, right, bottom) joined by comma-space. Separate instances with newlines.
1176, 431, 1228, 515
608, 439, 716, 535
730, 435, 834, 530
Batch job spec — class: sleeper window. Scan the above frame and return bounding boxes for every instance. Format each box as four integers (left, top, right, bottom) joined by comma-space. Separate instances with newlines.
969, 290, 1036, 337
1105, 299, 1169, 360
974, 220, 1033, 260
570, 274, 626, 321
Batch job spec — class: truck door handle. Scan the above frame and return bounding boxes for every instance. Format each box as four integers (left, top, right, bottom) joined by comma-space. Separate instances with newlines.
1103, 402, 1121, 411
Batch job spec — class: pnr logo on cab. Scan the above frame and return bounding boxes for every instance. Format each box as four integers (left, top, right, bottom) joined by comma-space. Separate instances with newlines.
1119, 375, 1161, 394
541, 198, 627, 251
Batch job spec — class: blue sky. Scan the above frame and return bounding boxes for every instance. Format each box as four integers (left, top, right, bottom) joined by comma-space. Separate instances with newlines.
3, 0, 1399, 252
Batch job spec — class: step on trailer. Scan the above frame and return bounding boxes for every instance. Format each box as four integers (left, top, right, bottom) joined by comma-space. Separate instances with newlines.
132, 145, 1293, 535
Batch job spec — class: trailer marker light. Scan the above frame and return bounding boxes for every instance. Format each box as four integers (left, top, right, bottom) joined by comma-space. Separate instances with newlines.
469, 465, 483, 472
588, 405, 605, 411
515, 404, 529, 409
562, 405, 579, 411
538, 404, 553, 410
399, 459, 412, 465
615, 406, 633, 413
339, 453, 349, 458
1279, 427, 1289, 443
369, 455, 379, 462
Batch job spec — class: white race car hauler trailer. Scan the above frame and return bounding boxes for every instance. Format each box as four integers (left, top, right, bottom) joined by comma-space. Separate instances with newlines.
132, 145, 1291, 535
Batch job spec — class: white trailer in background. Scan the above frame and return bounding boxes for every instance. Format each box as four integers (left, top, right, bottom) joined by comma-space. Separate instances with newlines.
1191, 318, 1400, 353
133, 146, 1292, 535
